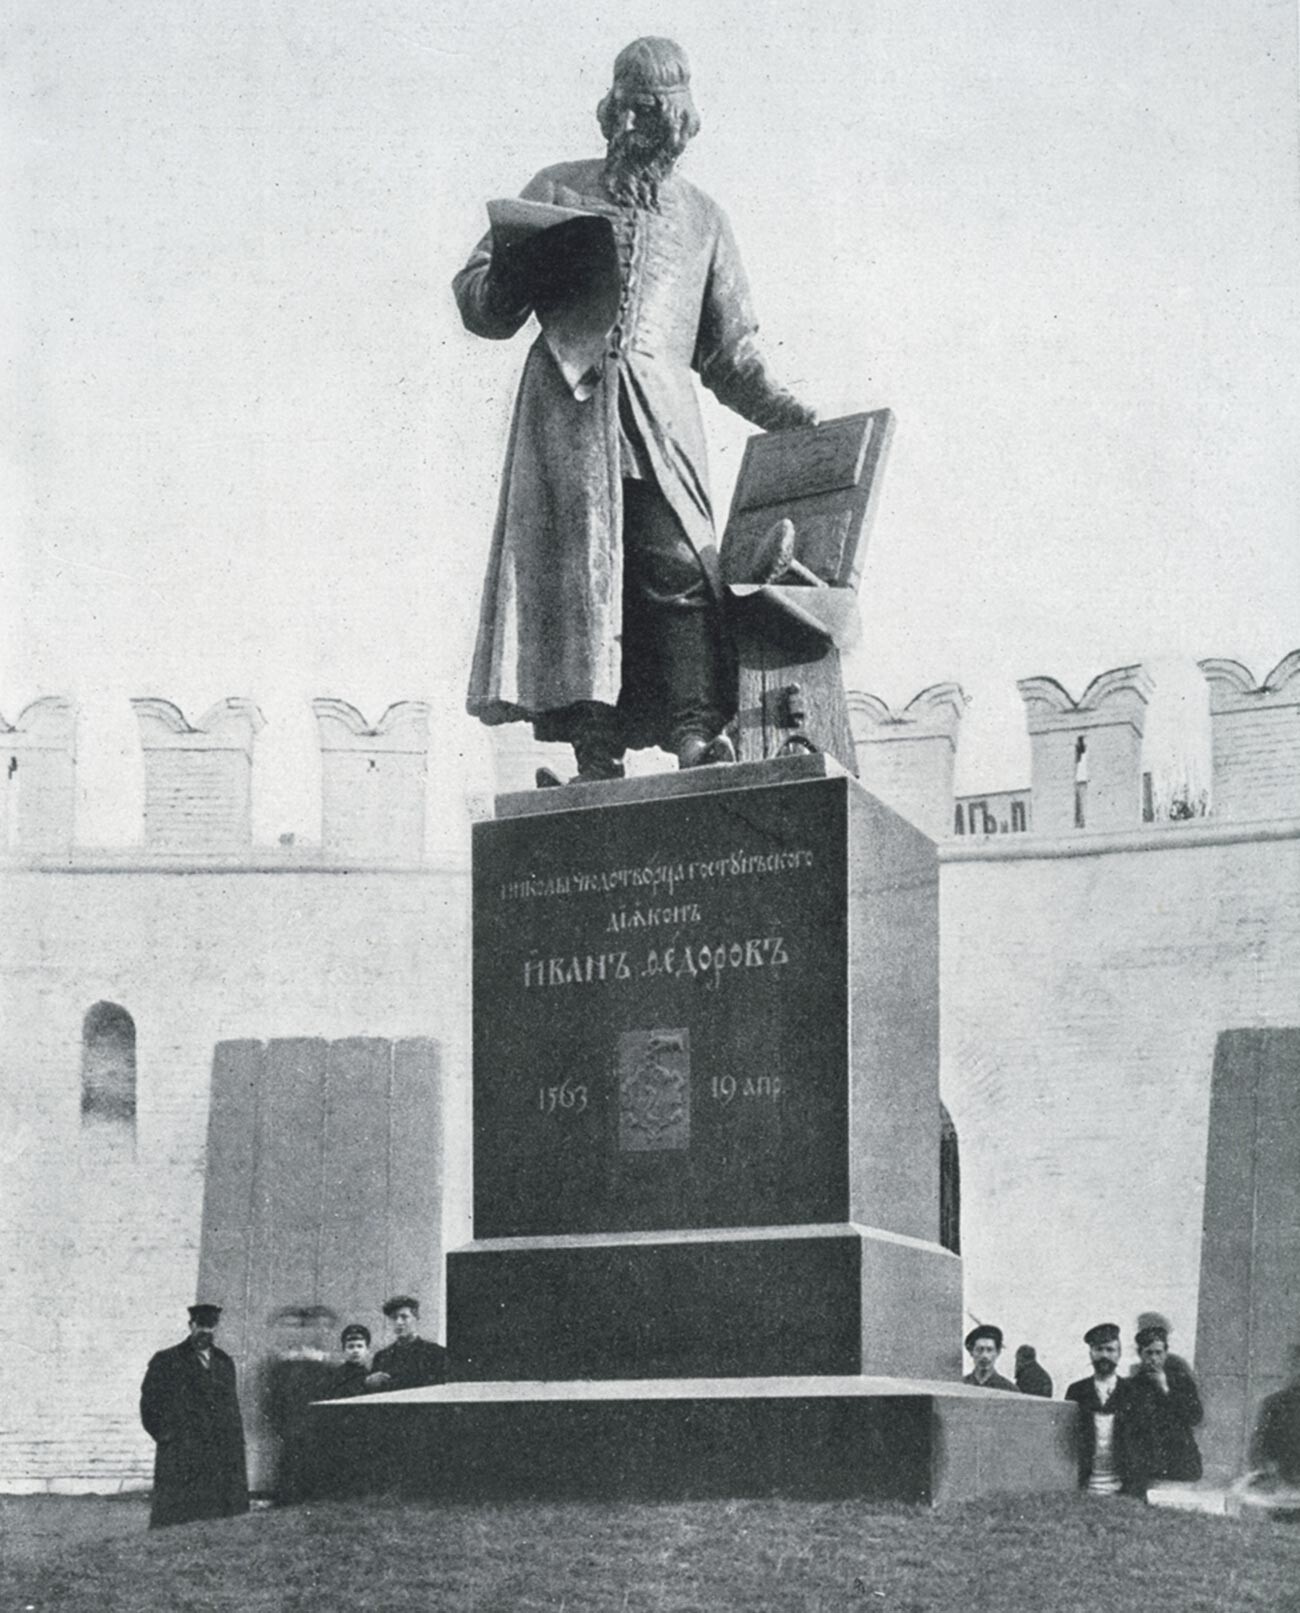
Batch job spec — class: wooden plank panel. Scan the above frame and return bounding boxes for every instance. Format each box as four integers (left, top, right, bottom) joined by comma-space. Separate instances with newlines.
319, 1037, 392, 1342
197, 1039, 265, 1365
1195, 1029, 1261, 1479
388, 1037, 443, 1334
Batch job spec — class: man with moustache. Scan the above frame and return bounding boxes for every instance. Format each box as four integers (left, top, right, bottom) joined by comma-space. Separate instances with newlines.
1065, 1321, 1140, 1497
454, 37, 817, 785
139, 1302, 249, 1528
962, 1324, 1019, 1391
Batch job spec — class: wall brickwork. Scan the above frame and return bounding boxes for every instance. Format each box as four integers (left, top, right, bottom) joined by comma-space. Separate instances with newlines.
1018, 666, 1154, 835
0, 690, 470, 1491
848, 685, 967, 843
1199, 653, 1300, 823
312, 699, 432, 860
131, 698, 264, 853
940, 823, 1300, 1470
0, 858, 469, 1491
1, 697, 77, 855
1, 661, 1296, 1489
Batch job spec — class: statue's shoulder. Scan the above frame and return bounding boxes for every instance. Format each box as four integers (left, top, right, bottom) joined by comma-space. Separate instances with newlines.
672, 174, 719, 212
666, 174, 726, 233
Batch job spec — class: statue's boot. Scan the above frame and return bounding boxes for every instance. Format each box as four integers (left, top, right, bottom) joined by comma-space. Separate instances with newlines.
573, 726, 625, 782
535, 753, 626, 789
676, 731, 736, 770
534, 711, 626, 788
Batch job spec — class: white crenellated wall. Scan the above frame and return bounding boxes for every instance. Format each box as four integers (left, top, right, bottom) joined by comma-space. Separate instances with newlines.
848, 684, 968, 844
1017, 665, 1155, 835
312, 698, 432, 861
0, 690, 471, 1492
1198, 652, 1300, 823
1, 659, 1296, 1489
131, 698, 265, 854
1, 697, 78, 854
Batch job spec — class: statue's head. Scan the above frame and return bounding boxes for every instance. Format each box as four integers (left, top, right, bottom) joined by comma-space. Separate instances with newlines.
598, 37, 701, 208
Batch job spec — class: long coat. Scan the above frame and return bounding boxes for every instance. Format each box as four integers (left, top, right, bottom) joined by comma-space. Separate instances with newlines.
1125, 1362, 1204, 1488
453, 158, 813, 737
140, 1340, 249, 1527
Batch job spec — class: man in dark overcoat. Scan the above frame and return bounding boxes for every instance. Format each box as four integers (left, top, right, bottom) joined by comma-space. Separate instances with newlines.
139, 1302, 249, 1528
454, 37, 817, 783
1124, 1323, 1204, 1497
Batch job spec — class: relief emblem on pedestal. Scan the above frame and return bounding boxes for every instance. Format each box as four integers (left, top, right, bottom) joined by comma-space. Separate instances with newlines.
617, 1029, 690, 1152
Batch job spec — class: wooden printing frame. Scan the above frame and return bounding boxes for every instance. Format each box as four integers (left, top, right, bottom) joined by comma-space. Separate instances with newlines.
720, 409, 895, 592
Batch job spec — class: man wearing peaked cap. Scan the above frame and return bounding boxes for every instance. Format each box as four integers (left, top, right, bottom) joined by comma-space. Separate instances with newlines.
139, 1302, 248, 1527
1065, 1322, 1140, 1496
962, 1324, 1019, 1392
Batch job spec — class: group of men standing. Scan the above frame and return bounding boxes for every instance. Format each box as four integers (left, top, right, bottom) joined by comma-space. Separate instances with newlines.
140, 1297, 1300, 1526
139, 1295, 447, 1528
961, 1317, 1205, 1500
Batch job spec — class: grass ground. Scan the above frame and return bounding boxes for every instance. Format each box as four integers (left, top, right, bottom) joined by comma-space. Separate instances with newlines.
1, 1491, 1298, 1613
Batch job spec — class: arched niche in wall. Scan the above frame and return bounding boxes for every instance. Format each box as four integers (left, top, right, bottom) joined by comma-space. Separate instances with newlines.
81, 1001, 137, 1133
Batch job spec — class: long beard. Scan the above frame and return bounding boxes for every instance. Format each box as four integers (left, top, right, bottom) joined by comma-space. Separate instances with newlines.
602, 128, 685, 210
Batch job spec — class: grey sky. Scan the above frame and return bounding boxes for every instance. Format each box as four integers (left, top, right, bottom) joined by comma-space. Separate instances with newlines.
4, 0, 1297, 843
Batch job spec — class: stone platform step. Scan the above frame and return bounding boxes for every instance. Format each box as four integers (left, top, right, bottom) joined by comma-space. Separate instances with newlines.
306, 1375, 1077, 1507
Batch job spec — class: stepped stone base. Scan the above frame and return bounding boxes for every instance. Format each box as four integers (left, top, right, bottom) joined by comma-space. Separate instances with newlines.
306, 1376, 1078, 1506
447, 1225, 961, 1382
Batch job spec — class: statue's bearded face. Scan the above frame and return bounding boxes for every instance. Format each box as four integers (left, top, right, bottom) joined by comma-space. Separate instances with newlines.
602, 91, 694, 209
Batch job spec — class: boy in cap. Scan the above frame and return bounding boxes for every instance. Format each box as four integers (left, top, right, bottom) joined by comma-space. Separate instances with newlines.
366, 1296, 450, 1392
1064, 1322, 1139, 1496
324, 1323, 373, 1400
963, 1324, 1018, 1390
139, 1303, 249, 1527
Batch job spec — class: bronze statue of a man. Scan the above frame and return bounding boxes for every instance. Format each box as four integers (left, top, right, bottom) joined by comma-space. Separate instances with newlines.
454, 37, 816, 783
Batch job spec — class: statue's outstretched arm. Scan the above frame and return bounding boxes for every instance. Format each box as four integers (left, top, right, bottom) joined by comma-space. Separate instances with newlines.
694, 209, 817, 433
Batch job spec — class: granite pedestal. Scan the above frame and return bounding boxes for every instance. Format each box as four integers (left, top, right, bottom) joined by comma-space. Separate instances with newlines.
454, 754, 958, 1382
309, 757, 1068, 1504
